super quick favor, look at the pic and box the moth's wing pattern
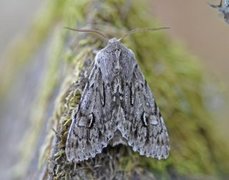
[120,64,169,160]
[65,64,115,162]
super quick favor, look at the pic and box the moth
[209,0,229,23]
[65,28,170,162]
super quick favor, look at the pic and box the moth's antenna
[119,27,170,41]
[65,27,108,41]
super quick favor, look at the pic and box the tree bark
[1,0,228,179]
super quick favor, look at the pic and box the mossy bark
[1,0,229,179]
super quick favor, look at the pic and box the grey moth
[65,34,170,163]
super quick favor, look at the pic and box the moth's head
[101,38,127,54]
[108,38,120,44]
[107,38,122,48]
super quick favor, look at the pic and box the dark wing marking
[65,65,115,162]
[120,64,169,160]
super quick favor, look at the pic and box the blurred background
[152,0,229,143]
[0,0,228,178]
[0,2,228,86]
[2,0,228,84]
[152,0,229,85]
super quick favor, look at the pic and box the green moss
[7,0,228,178]
[52,0,229,177]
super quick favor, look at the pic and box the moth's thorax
[106,38,123,51]
[108,38,120,44]
[95,38,136,83]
